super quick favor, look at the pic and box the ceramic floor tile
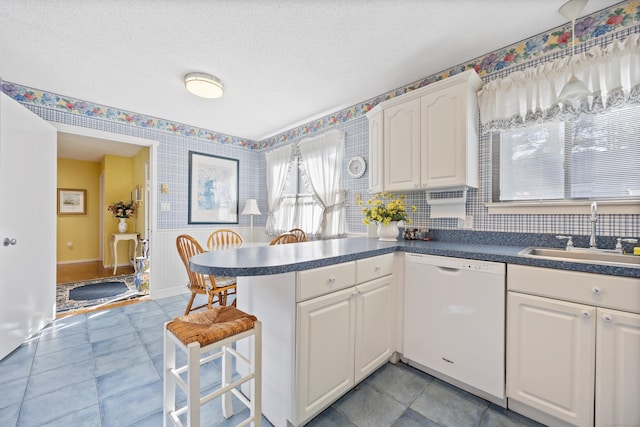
[365,362,433,406]
[392,408,441,427]
[334,382,406,426]
[306,406,355,427]
[35,328,89,356]
[88,321,136,343]
[93,345,151,377]
[96,358,160,399]
[0,402,20,427]
[30,341,93,375]
[479,404,546,427]
[410,378,489,427]
[17,377,98,426]
[99,379,163,426]
[24,359,95,400]
[38,316,87,341]
[40,404,101,427]
[0,374,28,410]
[86,310,131,331]
[0,343,36,383]
[91,330,141,356]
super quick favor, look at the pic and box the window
[271,157,323,234]
[493,104,640,202]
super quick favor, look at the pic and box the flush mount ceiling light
[184,72,224,99]
[557,0,591,102]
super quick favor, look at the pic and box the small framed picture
[188,151,239,224]
[57,188,87,215]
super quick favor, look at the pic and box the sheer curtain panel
[298,129,346,239]
[265,144,293,235]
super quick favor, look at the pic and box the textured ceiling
[1,0,622,145]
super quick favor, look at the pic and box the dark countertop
[190,237,640,279]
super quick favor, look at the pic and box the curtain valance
[477,33,640,134]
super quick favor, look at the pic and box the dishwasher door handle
[437,266,461,274]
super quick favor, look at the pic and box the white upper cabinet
[383,98,421,191]
[366,70,482,193]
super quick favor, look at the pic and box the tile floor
[0,295,544,427]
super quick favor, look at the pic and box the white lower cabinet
[595,308,640,427]
[507,265,640,427]
[507,292,596,426]
[296,271,393,425]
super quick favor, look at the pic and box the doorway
[53,123,158,292]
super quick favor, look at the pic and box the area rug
[57,274,139,313]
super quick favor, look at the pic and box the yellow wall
[57,158,101,263]
[103,155,134,267]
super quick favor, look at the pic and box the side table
[112,233,139,275]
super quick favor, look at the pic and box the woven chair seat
[186,275,236,291]
[167,305,257,347]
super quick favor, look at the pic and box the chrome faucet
[589,201,598,249]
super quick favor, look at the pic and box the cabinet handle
[581,310,591,318]
[328,276,336,285]
[374,265,381,271]
[592,287,602,295]
[602,314,613,322]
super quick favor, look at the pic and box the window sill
[485,200,640,215]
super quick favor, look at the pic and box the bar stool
[164,306,262,427]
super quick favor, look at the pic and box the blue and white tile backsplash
[2,1,639,238]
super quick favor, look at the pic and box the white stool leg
[253,321,262,427]
[222,344,233,418]
[186,342,201,427]
[163,328,176,427]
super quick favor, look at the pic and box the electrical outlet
[458,215,474,230]
[161,202,171,212]
[67,241,73,248]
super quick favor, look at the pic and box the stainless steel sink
[519,247,640,267]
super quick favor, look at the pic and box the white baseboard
[57,258,101,265]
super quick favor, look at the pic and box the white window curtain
[298,129,346,239]
[478,33,640,134]
[265,144,293,235]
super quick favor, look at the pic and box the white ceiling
[1,0,621,151]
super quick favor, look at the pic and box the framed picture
[57,188,87,215]
[188,151,239,224]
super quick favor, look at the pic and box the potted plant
[108,200,137,233]
[359,192,416,241]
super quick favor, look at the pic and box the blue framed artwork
[188,151,239,224]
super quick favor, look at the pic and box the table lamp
[241,199,261,243]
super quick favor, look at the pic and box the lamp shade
[558,74,591,102]
[241,199,261,216]
[184,73,224,99]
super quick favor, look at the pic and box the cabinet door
[367,110,383,193]
[383,98,421,191]
[507,292,595,427]
[354,276,393,383]
[596,308,640,427]
[420,82,476,189]
[296,287,355,424]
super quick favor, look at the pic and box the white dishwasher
[403,253,506,405]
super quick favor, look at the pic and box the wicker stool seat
[164,306,262,427]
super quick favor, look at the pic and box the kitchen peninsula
[189,236,639,427]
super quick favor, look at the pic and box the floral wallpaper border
[2,1,638,151]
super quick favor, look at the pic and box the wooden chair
[269,232,299,245]
[288,228,308,242]
[207,229,244,250]
[176,234,237,315]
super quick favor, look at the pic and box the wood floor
[57,261,135,285]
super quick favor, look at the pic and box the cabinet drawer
[297,261,356,302]
[356,254,394,284]
[508,265,640,314]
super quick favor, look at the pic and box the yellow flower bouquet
[359,192,416,225]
